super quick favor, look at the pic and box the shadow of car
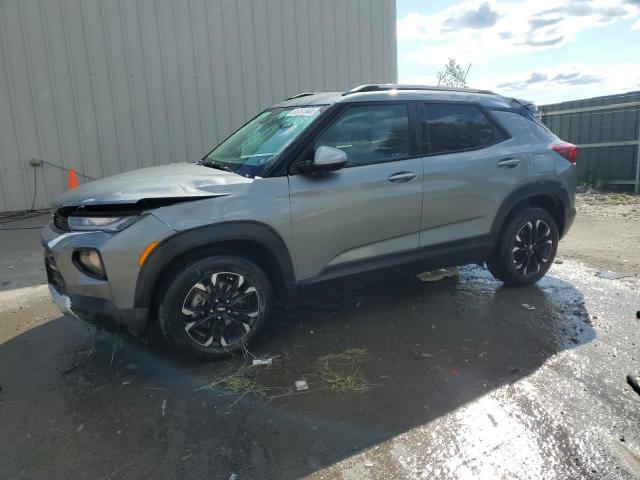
[0,265,594,479]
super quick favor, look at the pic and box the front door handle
[388,172,417,183]
[497,158,521,168]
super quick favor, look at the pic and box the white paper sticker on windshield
[288,107,320,117]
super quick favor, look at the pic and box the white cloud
[479,63,639,104]
[398,0,640,67]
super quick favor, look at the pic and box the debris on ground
[636,311,639,319]
[417,268,458,282]
[252,358,273,366]
[554,258,564,264]
[627,375,640,396]
[521,303,536,311]
[294,380,309,391]
[363,460,374,467]
[76,424,84,432]
[229,474,239,480]
[161,399,167,416]
[419,353,435,359]
[195,348,373,405]
[595,270,628,280]
[196,364,266,399]
[317,348,371,393]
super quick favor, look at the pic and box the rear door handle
[388,172,417,183]
[497,158,520,168]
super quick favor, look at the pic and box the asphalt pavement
[0,214,639,479]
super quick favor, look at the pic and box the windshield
[202,106,326,177]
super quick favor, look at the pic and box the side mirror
[299,146,347,173]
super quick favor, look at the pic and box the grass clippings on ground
[195,347,373,409]
[196,363,267,398]
[317,348,371,393]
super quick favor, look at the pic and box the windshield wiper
[201,159,236,173]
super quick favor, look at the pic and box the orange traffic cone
[67,168,79,189]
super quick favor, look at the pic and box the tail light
[551,142,578,164]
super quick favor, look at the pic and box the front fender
[134,221,298,309]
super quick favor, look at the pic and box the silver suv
[42,84,577,359]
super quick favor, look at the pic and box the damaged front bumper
[48,284,77,318]
[42,213,176,334]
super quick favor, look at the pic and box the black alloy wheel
[486,207,559,286]
[181,271,260,348]
[158,254,272,359]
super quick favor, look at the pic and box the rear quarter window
[421,103,506,155]
[491,110,558,144]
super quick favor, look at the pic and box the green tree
[436,58,470,88]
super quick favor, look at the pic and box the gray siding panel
[0,0,397,212]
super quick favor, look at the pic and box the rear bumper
[49,284,148,333]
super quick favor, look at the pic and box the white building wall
[0,0,397,212]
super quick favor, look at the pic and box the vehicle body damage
[54,162,252,207]
[42,84,577,359]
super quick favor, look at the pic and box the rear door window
[315,104,410,167]
[421,103,505,155]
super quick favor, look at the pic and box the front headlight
[67,215,139,232]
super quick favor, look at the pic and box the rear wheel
[158,254,272,360]
[486,207,558,286]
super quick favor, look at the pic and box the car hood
[54,163,253,207]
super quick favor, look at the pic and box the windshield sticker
[288,107,321,117]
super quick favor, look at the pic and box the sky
[396,0,640,105]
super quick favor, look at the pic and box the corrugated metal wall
[540,92,640,188]
[0,0,397,212]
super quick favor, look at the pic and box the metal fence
[539,91,640,193]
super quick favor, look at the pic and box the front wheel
[158,254,272,360]
[486,207,559,286]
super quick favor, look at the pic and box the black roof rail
[285,92,316,100]
[342,84,495,96]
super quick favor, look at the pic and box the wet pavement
[1,260,639,479]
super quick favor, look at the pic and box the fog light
[74,249,106,279]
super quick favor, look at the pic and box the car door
[418,102,526,249]
[288,102,423,282]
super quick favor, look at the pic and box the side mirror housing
[299,146,347,173]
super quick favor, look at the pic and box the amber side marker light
[138,242,159,267]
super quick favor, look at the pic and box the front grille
[44,249,66,294]
[53,210,69,231]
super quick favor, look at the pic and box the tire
[158,254,272,360]
[486,207,559,287]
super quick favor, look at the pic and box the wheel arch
[491,181,571,244]
[134,221,298,314]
